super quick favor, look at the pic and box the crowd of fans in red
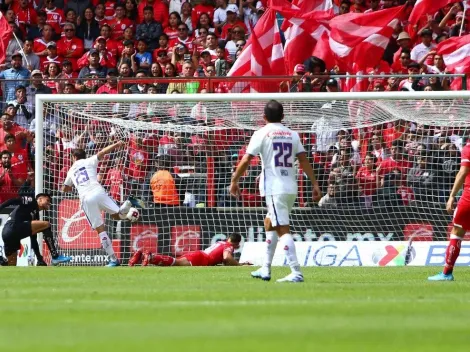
[0,0,467,208]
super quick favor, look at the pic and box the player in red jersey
[429,139,470,281]
[129,233,251,266]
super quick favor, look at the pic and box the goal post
[35,91,470,266]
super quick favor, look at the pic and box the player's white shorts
[81,192,119,229]
[265,194,296,227]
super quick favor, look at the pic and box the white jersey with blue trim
[246,123,305,196]
[64,155,106,199]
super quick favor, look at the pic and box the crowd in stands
[0,0,468,209]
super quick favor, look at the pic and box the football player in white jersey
[230,100,322,282]
[61,141,144,267]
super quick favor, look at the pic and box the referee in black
[0,194,71,266]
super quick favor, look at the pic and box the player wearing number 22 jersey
[429,141,470,281]
[230,100,322,283]
[128,233,251,267]
[62,142,145,267]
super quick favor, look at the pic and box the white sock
[99,231,117,262]
[263,231,278,270]
[280,234,301,275]
[118,200,132,219]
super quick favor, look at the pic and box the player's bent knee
[452,226,467,238]
[31,221,51,234]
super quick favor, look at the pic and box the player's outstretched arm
[0,198,22,211]
[230,154,254,197]
[446,165,470,214]
[297,152,322,203]
[97,140,126,161]
[222,250,251,266]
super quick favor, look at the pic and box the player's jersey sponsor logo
[61,209,87,243]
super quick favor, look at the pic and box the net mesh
[39,94,470,266]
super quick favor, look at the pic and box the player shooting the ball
[61,141,145,267]
[128,232,252,266]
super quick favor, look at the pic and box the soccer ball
[126,207,140,223]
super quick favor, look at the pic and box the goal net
[35,91,470,266]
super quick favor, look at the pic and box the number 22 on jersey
[273,142,293,168]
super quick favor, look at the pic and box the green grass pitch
[1,267,470,352]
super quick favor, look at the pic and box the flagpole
[12,31,30,67]
[460,6,468,37]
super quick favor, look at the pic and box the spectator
[8,86,34,129]
[280,64,309,93]
[410,29,436,63]
[392,48,412,74]
[214,0,229,33]
[129,69,148,94]
[224,25,245,57]
[407,153,436,202]
[76,48,107,92]
[27,10,48,40]
[165,12,183,41]
[20,39,40,72]
[136,6,163,51]
[33,23,55,66]
[126,134,151,198]
[65,8,78,26]
[138,0,169,28]
[215,47,229,76]
[435,142,460,202]
[164,62,178,77]
[76,7,100,50]
[96,68,119,94]
[63,0,90,22]
[195,13,215,38]
[44,0,65,35]
[106,3,134,41]
[98,24,120,57]
[0,53,31,103]
[318,183,337,208]
[355,153,378,208]
[364,0,380,13]
[338,1,351,15]
[43,62,64,93]
[393,32,412,65]
[0,114,30,152]
[4,133,29,181]
[399,62,424,91]
[167,61,199,94]
[57,22,84,72]
[170,23,194,52]
[94,3,106,26]
[180,2,193,33]
[124,0,138,22]
[0,150,26,202]
[29,104,59,146]
[16,0,38,38]
[169,0,187,15]
[119,39,136,67]
[221,5,246,42]
[133,39,152,71]
[42,41,61,69]
[26,69,53,103]
[150,155,180,206]
[5,27,25,68]
[192,0,214,30]
[377,141,410,187]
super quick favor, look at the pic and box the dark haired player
[429,138,470,281]
[129,233,251,266]
[230,100,322,282]
[61,141,145,267]
[0,194,72,266]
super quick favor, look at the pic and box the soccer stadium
[1,0,470,351]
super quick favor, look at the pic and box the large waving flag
[227,8,286,92]
[270,0,334,73]
[409,0,460,25]
[437,34,470,90]
[329,5,408,72]
[0,12,13,64]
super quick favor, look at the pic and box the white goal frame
[34,90,470,194]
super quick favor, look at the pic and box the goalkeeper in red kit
[128,233,251,266]
[428,138,470,281]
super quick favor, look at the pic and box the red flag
[409,0,460,26]
[227,8,286,92]
[311,30,335,70]
[329,5,408,72]
[0,12,13,64]
[437,34,470,90]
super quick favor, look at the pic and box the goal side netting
[35,91,470,266]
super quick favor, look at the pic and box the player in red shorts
[129,233,251,266]
[429,139,470,281]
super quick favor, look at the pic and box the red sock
[150,254,175,266]
[443,238,462,275]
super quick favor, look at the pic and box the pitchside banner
[240,241,470,267]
